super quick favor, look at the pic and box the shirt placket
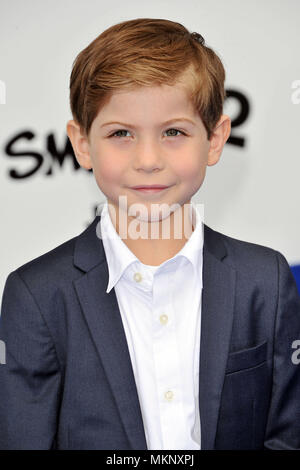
[152,267,188,450]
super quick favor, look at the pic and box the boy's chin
[131,203,179,222]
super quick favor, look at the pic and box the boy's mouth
[130,184,171,194]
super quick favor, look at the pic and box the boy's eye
[165,128,186,137]
[109,128,186,138]
[110,129,131,138]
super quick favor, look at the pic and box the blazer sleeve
[0,270,62,449]
[263,250,300,449]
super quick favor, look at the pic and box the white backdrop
[1,0,300,303]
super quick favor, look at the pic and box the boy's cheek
[177,160,206,180]
[92,166,122,194]
[94,165,122,184]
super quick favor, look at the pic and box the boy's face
[67,83,230,223]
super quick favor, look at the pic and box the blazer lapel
[73,216,148,450]
[200,225,236,449]
[72,215,236,451]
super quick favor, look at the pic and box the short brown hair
[69,18,226,140]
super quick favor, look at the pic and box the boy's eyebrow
[100,118,196,128]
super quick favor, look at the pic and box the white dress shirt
[98,199,203,450]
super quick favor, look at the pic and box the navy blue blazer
[0,214,300,450]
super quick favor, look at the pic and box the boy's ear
[66,120,93,170]
[207,114,231,166]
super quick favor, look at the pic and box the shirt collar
[98,199,204,293]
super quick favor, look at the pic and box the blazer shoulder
[8,217,99,288]
[204,224,284,278]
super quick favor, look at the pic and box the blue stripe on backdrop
[291,265,300,295]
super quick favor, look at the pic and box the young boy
[1,18,300,450]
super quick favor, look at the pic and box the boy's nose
[132,142,164,171]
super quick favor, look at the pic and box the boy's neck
[107,202,195,266]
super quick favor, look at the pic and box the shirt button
[159,314,168,325]
[133,272,142,282]
[164,390,174,401]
